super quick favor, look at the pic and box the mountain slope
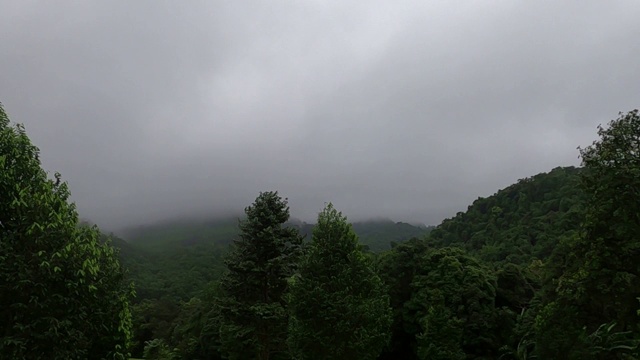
[427,166,585,264]
[121,217,239,252]
[121,217,431,253]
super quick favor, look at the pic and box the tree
[535,109,640,358]
[407,247,499,359]
[376,238,430,360]
[217,191,303,360]
[287,203,392,360]
[574,109,640,330]
[0,104,133,359]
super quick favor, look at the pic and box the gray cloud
[1,1,639,230]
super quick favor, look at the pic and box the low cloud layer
[1,1,638,230]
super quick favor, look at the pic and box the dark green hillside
[122,217,240,252]
[428,166,585,264]
[290,219,433,252]
[122,217,430,253]
[377,166,590,359]
[352,220,434,252]
[101,231,225,302]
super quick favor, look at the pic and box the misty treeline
[1,103,640,360]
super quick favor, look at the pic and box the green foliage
[143,338,177,360]
[415,301,465,360]
[535,110,640,358]
[217,191,303,360]
[180,283,225,360]
[573,109,640,329]
[125,216,429,255]
[0,104,133,359]
[287,203,392,360]
[125,241,226,302]
[376,238,430,359]
[350,220,432,253]
[127,282,225,360]
[493,262,538,358]
[586,321,640,359]
[124,217,240,253]
[409,247,499,359]
[130,298,181,357]
[428,166,585,264]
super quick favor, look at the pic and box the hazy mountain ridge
[109,165,601,358]
[109,166,583,303]
[115,167,581,257]
[120,216,433,254]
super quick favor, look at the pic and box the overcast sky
[1,1,639,230]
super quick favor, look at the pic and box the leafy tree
[573,109,640,330]
[217,191,303,360]
[416,301,465,360]
[376,238,430,360]
[493,262,538,357]
[143,338,177,360]
[0,104,133,359]
[536,110,640,358]
[169,283,226,360]
[188,282,225,360]
[130,298,181,358]
[408,247,499,359]
[287,203,392,360]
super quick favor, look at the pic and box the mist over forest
[2,2,639,230]
[1,2,640,360]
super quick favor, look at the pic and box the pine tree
[287,203,392,360]
[217,191,303,360]
[0,104,133,359]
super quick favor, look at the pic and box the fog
[1,1,638,230]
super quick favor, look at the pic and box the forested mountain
[121,217,432,254]
[122,217,241,252]
[5,99,638,359]
[112,139,640,359]
[113,165,608,359]
[289,219,433,253]
[112,217,431,304]
[376,111,640,360]
[376,166,587,359]
[428,166,585,264]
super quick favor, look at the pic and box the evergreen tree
[217,191,303,360]
[0,104,133,359]
[287,203,392,360]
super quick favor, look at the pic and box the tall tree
[287,203,392,360]
[0,104,133,359]
[536,109,640,359]
[217,191,302,360]
[407,247,499,359]
[376,238,430,360]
